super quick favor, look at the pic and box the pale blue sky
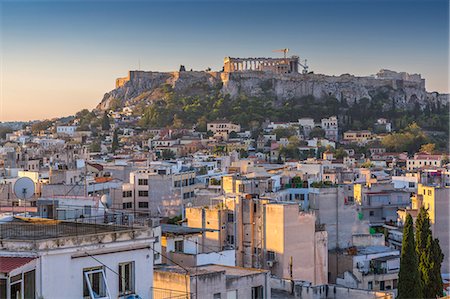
[1,0,448,121]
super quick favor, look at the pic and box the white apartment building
[0,215,157,299]
[56,125,78,137]
[120,167,197,217]
[321,116,339,141]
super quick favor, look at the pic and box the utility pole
[289,256,294,294]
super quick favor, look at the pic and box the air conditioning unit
[267,260,274,267]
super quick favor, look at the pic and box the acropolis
[223,56,300,74]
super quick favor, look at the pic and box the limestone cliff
[97,70,448,111]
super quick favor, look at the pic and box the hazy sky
[1,0,449,121]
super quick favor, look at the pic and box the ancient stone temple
[223,56,299,74]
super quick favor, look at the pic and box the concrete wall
[271,278,394,299]
[196,250,236,267]
[265,204,327,285]
[37,240,154,298]
[309,187,366,250]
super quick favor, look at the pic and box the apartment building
[335,246,400,293]
[321,116,339,141]
[406,153,443,171]
[0,215,157,299]
[154,264,270,299]
[343,130,372,145]
[186,196,328,285]
[353,182,411,226]
[120,167,197,217]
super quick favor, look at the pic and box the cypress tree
[416,207,444,298]
[101,112,111,131]
[112,129,119,153]
[398,214,422,299]
[431,238,444,298]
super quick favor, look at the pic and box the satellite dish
[100,194,112,209]
[13,177,35,200]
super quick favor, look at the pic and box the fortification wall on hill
[100,70,447,111]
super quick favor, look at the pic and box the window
[174,240,184,252]
[213,293,221,299]
[138,190,148,197]
[83,267,110,299]
[123,190,132,198]
[380,280,385,291]
[393,279,398,289]
[368,281,373,290]
[10,274,22,299]
[227,290,237,299]
[23,270,35,299]
[119,262,135,295]
[227,213,234,223]
[138,179,148,186]
[252,286,264,299]
[408,182,415,188]
[138,202,149,208]
[84,205,92,216]
[154,252,161,262]
[0,279,5,299]
[369,211,375,216]
[267,251,276,261]
[123,202,132,209]
[227,235,235,245]
[427,190,432,196]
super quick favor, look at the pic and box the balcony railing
[151,287,192,299]
[0,215,150,241]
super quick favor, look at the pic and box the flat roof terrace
[0,217,139,241]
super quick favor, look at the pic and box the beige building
[186,196,328,285]
[154,264,270,299]
[343,130,372,144]
[207,121,241,140]
[406,153,443,171]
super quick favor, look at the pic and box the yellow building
[400,184,450,273]
[343,130,372,144]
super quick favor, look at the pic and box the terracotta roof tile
[0,257,36,273]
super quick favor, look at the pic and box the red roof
[0,257,36,273]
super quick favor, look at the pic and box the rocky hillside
[97,70,448,112]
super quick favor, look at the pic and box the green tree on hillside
[382,122,428,153]
[398,214,422,299]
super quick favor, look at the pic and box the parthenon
[224,56,299,74]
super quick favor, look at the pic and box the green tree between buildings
[416,207,444,298]
[160,149,175,160]
[398,214,422,299]
[101,112,111,131]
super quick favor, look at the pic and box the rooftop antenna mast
[298,59,309,74]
